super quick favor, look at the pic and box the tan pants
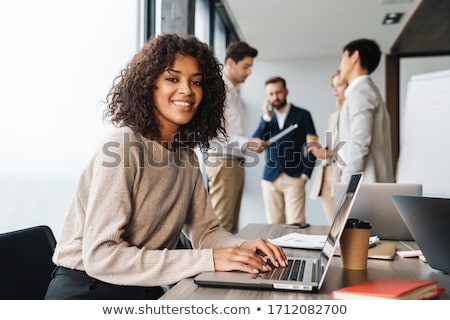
[261,173,307,224]
[205,159,244,233]
[320,165,335,223]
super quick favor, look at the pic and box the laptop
[392,195,450,274]
[194,172,364,292]
[333,183,422,240]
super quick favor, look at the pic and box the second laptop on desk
[194,172,364,292]
[392,195,450,274]
[333,183,422,240]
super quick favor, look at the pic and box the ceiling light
[382,12,404,24]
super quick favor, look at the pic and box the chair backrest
[0,225,57,299]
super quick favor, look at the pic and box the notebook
[333,183,422,240]
[391,195,450,274]
[331,278,441,300]
[335,242,397,260]
[194,172,364,292]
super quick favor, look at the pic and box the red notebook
[332,278,443,300]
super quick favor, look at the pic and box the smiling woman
[44,33,287,300]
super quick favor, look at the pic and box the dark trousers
[45,266,164,300]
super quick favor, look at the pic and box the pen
[284,223,310,229]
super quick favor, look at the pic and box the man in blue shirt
[253,76,317,225]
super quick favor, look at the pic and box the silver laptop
[194,172,364,292]
[392,195,450,274]
[333,183,422,240]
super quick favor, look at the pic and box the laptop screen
[318,172,363,287]
[332,183,422,240]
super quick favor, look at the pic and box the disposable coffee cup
[343,269,368,287]
[339,218,372,270]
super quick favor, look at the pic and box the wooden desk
[160,224,450,299]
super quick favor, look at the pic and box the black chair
[0,225,57,299]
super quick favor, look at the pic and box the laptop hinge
[312,259,322,282]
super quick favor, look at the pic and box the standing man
[205,41,267,233]
[338,38,394,183]
[252,76,317,225]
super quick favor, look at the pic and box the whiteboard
[396,69,450,197]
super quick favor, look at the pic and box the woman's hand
[308,145,329,160]
[213,238,288,274]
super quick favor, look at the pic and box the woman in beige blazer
[309,71,347,223]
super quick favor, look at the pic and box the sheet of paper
[267,123,298,144]
[269,232,326,249]
[269,232,380,250]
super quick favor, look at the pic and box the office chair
[0,225,57,299]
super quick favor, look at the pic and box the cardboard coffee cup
[339,219,372,270]
[343,269,368,287]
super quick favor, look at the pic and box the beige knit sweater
[53,127,245,286]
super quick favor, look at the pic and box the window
[148,0,239,62]
[0,0,142,237]
[157,0,195,34]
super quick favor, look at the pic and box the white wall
[236,55,385,230]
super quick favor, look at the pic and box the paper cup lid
[344,218,372,229]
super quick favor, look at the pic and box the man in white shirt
[205,41,267,233]
[338,38,394,183]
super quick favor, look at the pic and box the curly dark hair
[104,33,227,150]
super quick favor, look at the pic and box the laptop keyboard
[261,259,306,281]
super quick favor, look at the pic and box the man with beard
[252,76,317,226]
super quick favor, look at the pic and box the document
[267,123,298,144]
[269,233,325,249]
[269,232,379,250]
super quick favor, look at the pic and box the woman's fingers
[212,238,289,274]
[213,246,271,273]
[240,238,288,268]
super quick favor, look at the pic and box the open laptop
[333,183,422,240]
[194,172,364,292]
[392,195,450,274]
